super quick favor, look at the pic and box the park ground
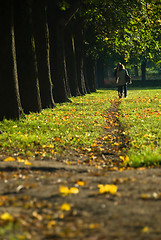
[0,91,161,240]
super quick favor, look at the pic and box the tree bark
[0,0,22,120]
[65,23,80,97]
[47,1,70,103]
[32,0,55,109]
[96,59,105,89]
[84,55,96,93]
[141,60,146,86]
[14,0,42,114]
[74,19,87,95]
[134,65,139,78]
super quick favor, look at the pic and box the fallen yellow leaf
[47,220,56,229]
[59,186,79,195]
[17,158,31,166]
[59,186,69,195]
[114,142,120,146]
[142,226,150,233]
[98,184,117,194]
[69,187,79,194]
[76,180,85,186]
[89,223,101,229]
[0,212,14,221]
[32,211,43,221]
[120,155,129,164]
[59,213,64,219]
[61,203,71,211]
[24,160,31,166]
[4,157,16,162]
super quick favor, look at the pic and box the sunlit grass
[119,88,161,167]
[0,90,116,157]
[1,88,161,167]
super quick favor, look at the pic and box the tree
[84,55,96,93]
[1,0,161,120]
[64,22,81,97]
[0,0,22,120]
[74,18,87,95]
[79,0,145,85]
[47,0,81,103]
[32,0,55,109]
[14,0,42,114]
[111,0,161,81]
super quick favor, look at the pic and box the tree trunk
[96,59,105,88]
[65,23,80,97]
[134,65,139,78]
[84,55,96,93]
[32,0,55,109]
[83,60,91,94]
[47,1,70,103]
[141,60,146,86]
[0,0,22,120]
[74,19,87,95]
[14,0,42,114]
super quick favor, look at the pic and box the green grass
[1,88,161,168]
[0,222,28,240]
[119,88,161,167]
[0,90,115,158]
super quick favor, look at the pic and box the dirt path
[0,100,161,240]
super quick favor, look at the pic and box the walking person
[114,63,130,98]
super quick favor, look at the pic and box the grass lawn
[0,88,161,168]
[119,88,161,167]
[0,90,115,158]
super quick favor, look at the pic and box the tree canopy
[77,0,161,65]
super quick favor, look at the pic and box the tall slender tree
[14,0,42,114]
[0,0,22,120]
[32,0,55,109]
[84,55,96,92]
[74,18,87,95]
[47,0,82,102]
[65,22,81,97]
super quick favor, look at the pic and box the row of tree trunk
[0,0,97,120]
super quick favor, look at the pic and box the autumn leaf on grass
[24,160,31,166]
[17,157,31,166]
[98,184,117,195]
[114,142,120,146]
[0,212,14,221]
[61,203,71,211]
[59,186,79,196]
[104,126,110,129]
[3,157,16,162]
[120,155,129,164]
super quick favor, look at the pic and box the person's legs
[124,84,127,98]
[118,86,123,98]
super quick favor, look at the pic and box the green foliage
[80,0,161,65]
[57,0,70,11]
